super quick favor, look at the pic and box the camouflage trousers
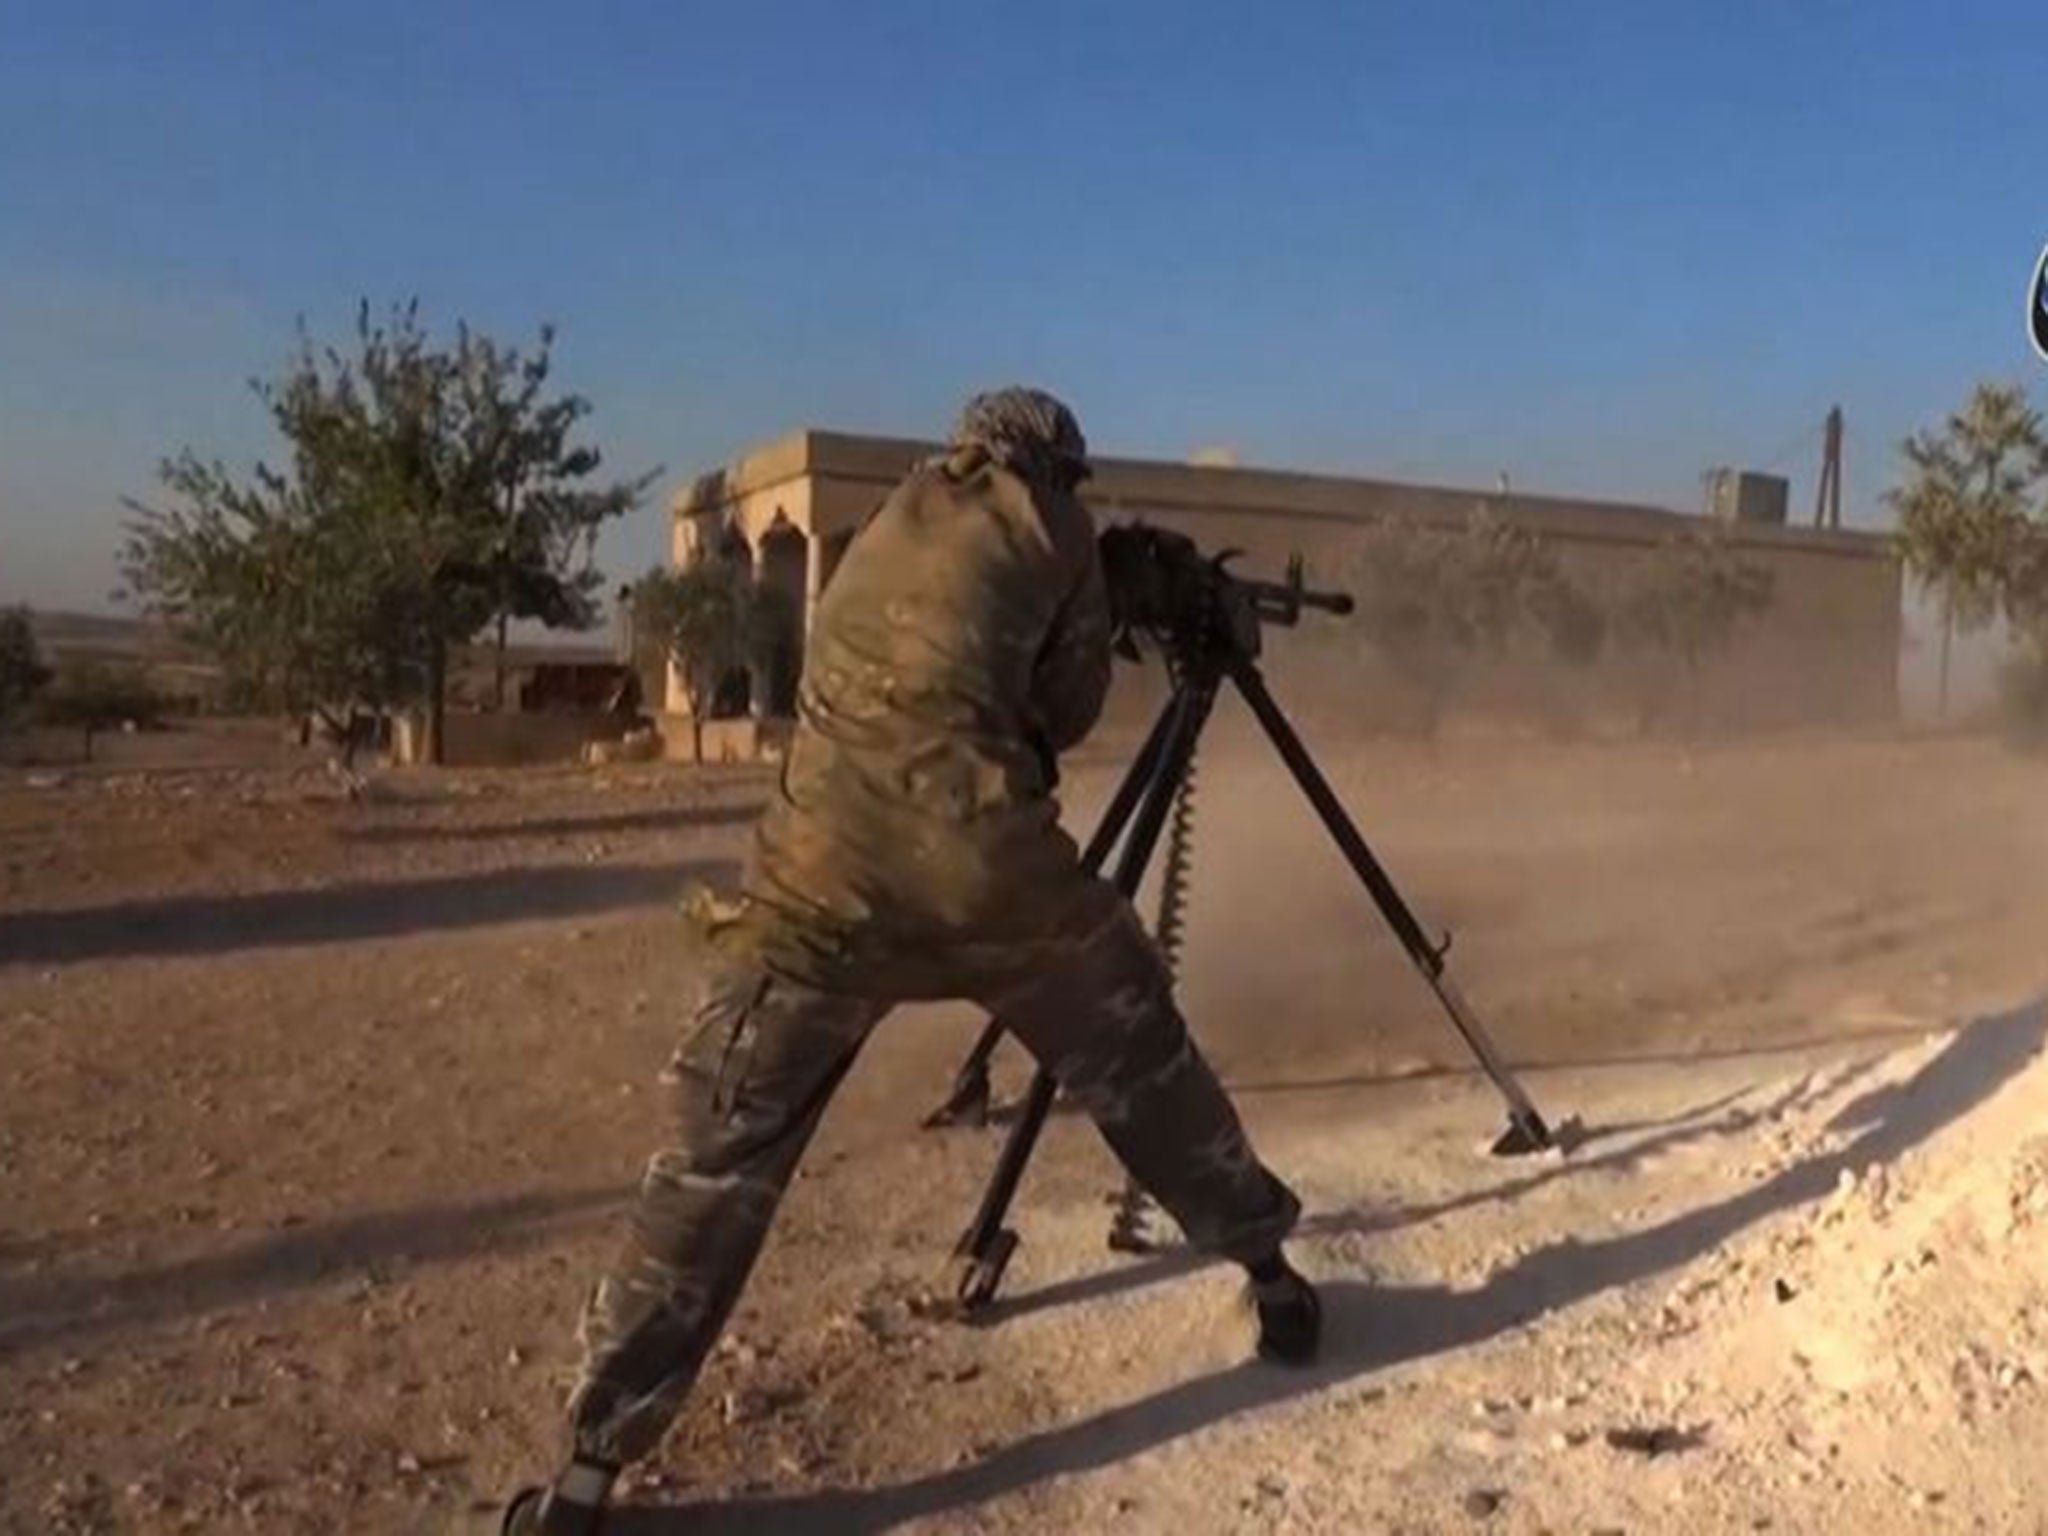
[564,902,1301,1467]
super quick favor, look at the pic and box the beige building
[668,429,1902,737]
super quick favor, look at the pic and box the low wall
[658,714,794,765]
[393,710,630,767]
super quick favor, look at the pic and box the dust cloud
[1063,698,2048,1089]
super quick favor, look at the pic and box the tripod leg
[945,1068,1056,1308]
[1076,688,1187,871]
[946,679,1221,1311]
[921,1018,1005,1129]
[924,691,1183,1130]
[1226,660,1556,1154]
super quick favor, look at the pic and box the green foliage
[0,607,52,728]
[1994,637,2048,750]
[1522,571,1606,667]
[1998,520,2048,639]
[1608,526,1774,734]
[632,548,802,719]
[1615,527,1776,673]
[120,301,657,758]
[1980,523,2048,747]
[124,456,391,717]
[634,558,746,718]
[37,659,166,760]
[1886,381,2044,632]
[1343,506,1603,733]
[1883,380,2048,724]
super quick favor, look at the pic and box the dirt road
[1,725,2042,1533]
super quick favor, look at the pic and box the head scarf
[947,386,1092,491]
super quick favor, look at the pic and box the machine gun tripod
[935,524,1565,1314]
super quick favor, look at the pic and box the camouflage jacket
[697,447,1117,998]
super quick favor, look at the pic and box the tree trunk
[82,724,96,763]
[1633,662,1660,738]
[1419,685,1443,745]
[684,678,706,764]
[493,610,509,711]
[426,636,447,767]
[1937,585,1955,720]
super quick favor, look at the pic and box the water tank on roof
[1703,468,1789,526]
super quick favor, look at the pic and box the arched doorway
[711,521,757,717]
[755,522,809,717]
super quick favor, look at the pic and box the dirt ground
[2,716,2044,1534]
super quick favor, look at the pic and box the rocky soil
[2,722,2043,1533]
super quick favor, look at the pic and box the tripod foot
[922,1067,993,1130]
[1489,1109,1556,1158]
[1495,1111,1586,1158]
[945,1228,1019,1315]
[1105,1183,1167,1254]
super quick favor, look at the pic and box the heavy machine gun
[930,521,1566,1313]
[1095,521,1357,662]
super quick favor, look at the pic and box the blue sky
[3,0,2044,611]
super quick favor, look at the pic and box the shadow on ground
[609,995,2045,1534]
[342,804,762,846]
[0,859,735,965]
[973,1068,1865,1327]
[1222,1022,1945,1095]
[924,1022,1938,1136]
[0,1185,626,1352]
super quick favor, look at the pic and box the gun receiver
[1097,521,1355,665]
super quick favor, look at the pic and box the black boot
[491,1459,617,1535]
[1245,1253,1322,1366]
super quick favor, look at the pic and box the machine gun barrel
[1098,522,1355,651]
[1238,560,1356,627]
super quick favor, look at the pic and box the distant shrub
[0,607,53,732]
[1342,506,1604,737]
[1610,527,1775,736]
[38,659,168,761]
[1995,639,2048,750]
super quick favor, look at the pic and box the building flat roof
[675,427,1894,560]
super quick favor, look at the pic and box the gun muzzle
[1241,556,1356,627]
[1299,588,1356,616]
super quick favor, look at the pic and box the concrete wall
[1141,519,1900,737]
[671,430,1906,739]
